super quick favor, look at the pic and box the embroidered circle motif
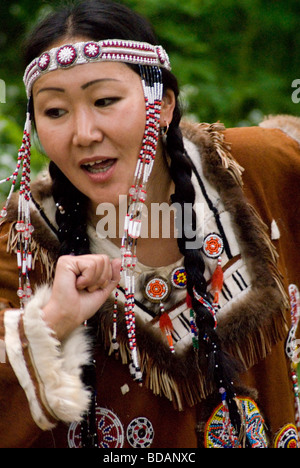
[204,398,267,448]
[203,233,224,259]
[274,424,298,448]
[67,407,124,448]
[144,277,170,303]
[126,417,154,448]
[56,45,77,67]
[37,53,50,72]
[84,42,101,59]
[171,267,187,289]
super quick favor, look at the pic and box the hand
[42,254,121,340]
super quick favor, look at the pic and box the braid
[166,108,244,437]
[49,161,90,257]
[49,161,99,446]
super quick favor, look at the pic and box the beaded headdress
[0,38,170,381]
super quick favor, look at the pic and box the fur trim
[181,120,245,186]
[22,284,92,424]
[5,284,91,428]
[259,114,300,145]
[181,120,289,367]
[4,309,55,430]
[86,120,290,410]
[93,296,215,411]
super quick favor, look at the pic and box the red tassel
[211,258,223,313]
[186,293,193,309]
[211,258,223,294]
[159,312,175,353]
[159,312,173,333]
[166,334,175,353]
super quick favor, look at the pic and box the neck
[89,148,183,267]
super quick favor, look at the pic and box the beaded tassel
[218,388,241,447]
[286,284,300,445]
[189,308,199,350]
[192,286,217,329]
[112,291,119,356]
[113,66,163,383]
[0,109,33,309]
[186,294,199,350]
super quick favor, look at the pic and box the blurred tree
[0,0,300,199]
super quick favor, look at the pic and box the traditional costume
[0,37,299,448]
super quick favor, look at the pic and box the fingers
[111,257,122,283]
[74,254,120,292]
[44,255,121,340]
[55,254,121,295]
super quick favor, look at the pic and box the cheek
[35,121,68,165]
[118,98,146,149]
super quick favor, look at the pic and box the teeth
[82,158,114,174]
[83,159,108,167]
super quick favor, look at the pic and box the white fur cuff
[4,284,92,430]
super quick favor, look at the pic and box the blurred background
[0,0,300,198]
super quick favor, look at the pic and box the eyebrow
[81,78,119,90]
[36,78,120,95]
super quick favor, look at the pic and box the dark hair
[25,0,242,443]
[25,0,181,254]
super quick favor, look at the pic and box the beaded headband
[23,39,171,98]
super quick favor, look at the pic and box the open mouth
[81,158,117,174]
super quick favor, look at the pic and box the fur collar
[181,121,289,358]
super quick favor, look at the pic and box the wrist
[42,300,76,342]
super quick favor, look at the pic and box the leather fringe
[181,120,245,187]
[182,120,290,365]
[6,222,56,283]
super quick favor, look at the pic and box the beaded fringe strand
[112,66,163,383]
[0,108,34,310]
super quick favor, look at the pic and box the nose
[72,108,104,147]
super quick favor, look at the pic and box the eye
[94,97,120,107]
[44,108,67,119]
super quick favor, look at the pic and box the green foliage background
[0,0,300,198]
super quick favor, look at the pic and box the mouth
[81,158,117,174]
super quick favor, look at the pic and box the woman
[0,0,299,448]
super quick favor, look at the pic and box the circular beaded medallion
[144,277,170,303]
[204,398,267,448]
[37,53,50,72]
[202,233,224,259]
[83,42,101,59]
[56,45,77,67]
[171,267,187,289]
[274,424,298,448]
[126,417,154,448]
[68,407,124,448]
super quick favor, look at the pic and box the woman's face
[33,59,155,210]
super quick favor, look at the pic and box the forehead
[32,61,140,96]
